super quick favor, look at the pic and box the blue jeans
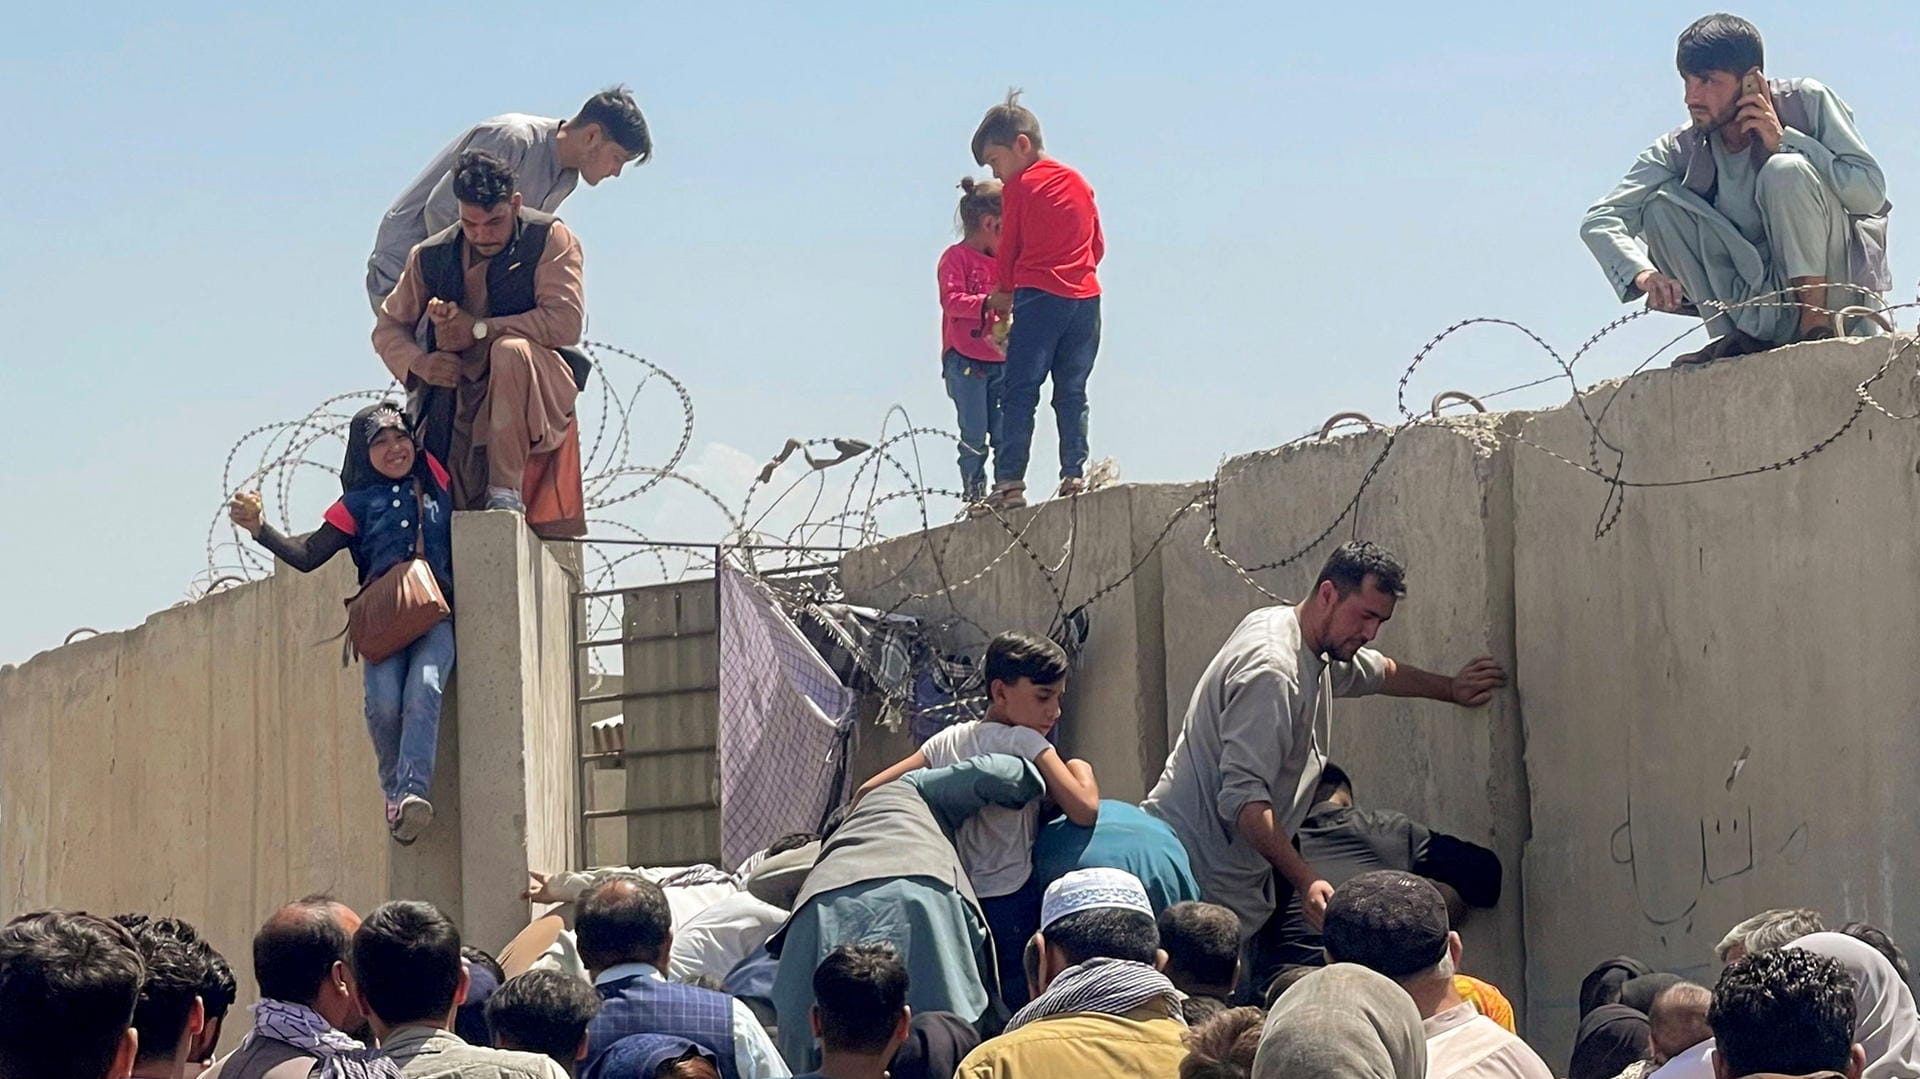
[943,349,1006,499]
[996,290,1101,485]
[362,619,455,801]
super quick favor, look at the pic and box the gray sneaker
[484,487,527,513]
[392,795,434,845]
[983,482,1028,512]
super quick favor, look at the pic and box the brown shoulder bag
[344,480,451,663]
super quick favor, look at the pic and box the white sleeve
[1008,726,1054,761]
[732,998,792,1077]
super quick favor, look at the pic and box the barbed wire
[189,294,1916,707]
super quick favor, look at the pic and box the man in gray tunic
[1141,541,1505,961]
[1581,14,1890,366]
[365,87,651,308]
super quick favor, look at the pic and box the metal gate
[573,576,723,869]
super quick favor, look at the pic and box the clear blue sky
[1,1,1913,664]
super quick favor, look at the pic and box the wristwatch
[472,319,489,340]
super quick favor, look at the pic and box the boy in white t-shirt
[854,630,1101,1009]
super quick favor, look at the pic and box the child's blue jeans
[362,618,455,802]
[995,289,1101,485]
[943,349,1006,500]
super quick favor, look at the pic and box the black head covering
[339,402,427,493]
[1579,955,1655,1017]
[1620,972,1685,1014]
[1570,1004,1651,1079]
[888,1011,983,1079]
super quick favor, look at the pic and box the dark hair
[0,911,145,1079]
[1843,922,1913,986]
[463,946,506,985]
[659,1052,721,1079]
[1315,540,1408,599]
[1263,964,1318,1008]
[1044,907,1159,968]
[254,897,352,1005]
[202,949,238,1022]
[766,832,820,857]
[1322,870,1451,978]
[576,874,673,972]
[812,943,908,1054]
[1676,13,1764,77]
[486,970,603,1066]
[574,86,652,162]
[983,630,1069,690]
[1314,762,1354,804]
[114,915,218,1063]
[351,901,463,1026]
[1711,949,1856,1077]
[1158,903,1240,992]
[1180,1005,1265,1079]
[1180,994,1230,1026]
[955,176,1004,235]
[452,149,517,209]
[971,89,1044,165]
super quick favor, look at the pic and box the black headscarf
[339,402,432,494]
[1620,972,1685,1015]
[1580,955,1654,1018]
[1570,1004,1652,1079]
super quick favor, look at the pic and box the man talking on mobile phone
[1580,14,1891,367]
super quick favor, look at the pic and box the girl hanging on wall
[229,401,455,845]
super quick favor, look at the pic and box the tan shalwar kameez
[373,219,584,508]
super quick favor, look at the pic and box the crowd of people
[7,881,1915,1079]
[27,8,1905,1079]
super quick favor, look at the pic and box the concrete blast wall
[0,558,397,1017]
[0,511,577,1017]
[837,336,1917,1058]
[1514,338,1920,1064]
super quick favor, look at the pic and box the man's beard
[1698,101,1742,134]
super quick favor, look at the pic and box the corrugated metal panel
[615,580,721,867]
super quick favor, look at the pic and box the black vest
[415,208,556,352]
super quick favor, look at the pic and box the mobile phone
[1742,70,1764,97]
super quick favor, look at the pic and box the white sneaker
[392,795,434,845]
[484,487,527,513]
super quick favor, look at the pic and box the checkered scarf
[247,1001,400,1079]
[1006,958,1185,1032]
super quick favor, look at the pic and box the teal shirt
[1034,800,1200,912]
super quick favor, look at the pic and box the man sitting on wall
[373,149,586,529]
[1580,13,1890,366]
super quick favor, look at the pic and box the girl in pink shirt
[937,177,1007,507]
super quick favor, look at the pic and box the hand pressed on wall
[1450,657,1507,708]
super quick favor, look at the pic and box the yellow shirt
[957,1009,1188,1079]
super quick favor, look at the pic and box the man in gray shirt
[366,87,651,308]
[1141,541,1505,958]
[1580,14,1889,366]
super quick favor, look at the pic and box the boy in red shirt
[972,91,1105,511]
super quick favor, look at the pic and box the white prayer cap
[1040,868,1154,931]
